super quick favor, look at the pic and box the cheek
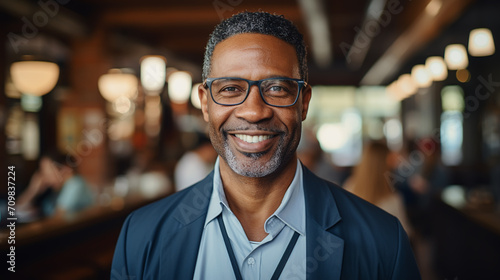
[206,103,232,131]
[284,109,303,145]
[283,107,303,129]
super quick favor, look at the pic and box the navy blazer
[112,166,421,279]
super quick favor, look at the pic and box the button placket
[241,252,260,280]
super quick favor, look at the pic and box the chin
[227,148,293,179]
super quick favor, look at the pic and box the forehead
[210,33,300,78]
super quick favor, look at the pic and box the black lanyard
[217,214,300,280]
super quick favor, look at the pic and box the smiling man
[112,12,421,280]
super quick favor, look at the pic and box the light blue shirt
[193,158,306,280]
[42,175,94,216]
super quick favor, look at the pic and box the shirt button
[247,257,255,266]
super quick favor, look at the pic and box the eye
[263,81,293,94]
[213,79,247,95]
[221,86,240,92]
[216,83,247,98]
[269,85,287,92]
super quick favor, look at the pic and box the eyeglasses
[203,77,307,107]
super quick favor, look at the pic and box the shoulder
[112,174,214,277]
[63,175,87,189]
[59,175,90,198]
[57,175,94,209]
[304,171,419,278]
[328,178,401,235]
[303,167,404,246]
[304,167,396,225]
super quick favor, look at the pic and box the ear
[199,84,210,122]
[301,84,312,121]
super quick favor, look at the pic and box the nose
[234,85,273,123]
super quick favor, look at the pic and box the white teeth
[235,134,271,143]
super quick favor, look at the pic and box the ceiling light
[444,44,468,70]
[425,56,448,81]
[98,69,138,102]
[140,55,167,95]
[113,96,133,114]
[468,28,495,57]
[398,74,417,97]
[411,64,432,88]
[168,71,192,103]
[386,81,399,99]
[10,61,59,96]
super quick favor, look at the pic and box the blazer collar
[302,165,345,280]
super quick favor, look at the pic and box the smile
[234,134,273,143]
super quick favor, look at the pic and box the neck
[219,156,298,241]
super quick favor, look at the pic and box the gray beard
[222,136,284,177]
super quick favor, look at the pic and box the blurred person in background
[344,141,413,237]
[392,139,449,237]
[174,132,217,191]
[17,150,94,220]
[409,139,450,204]
[125,148,173,198]
[387,139,447,280]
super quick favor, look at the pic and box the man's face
[199,33,311,178]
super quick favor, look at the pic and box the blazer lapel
[303,166,344,280]
[160,172,214,279]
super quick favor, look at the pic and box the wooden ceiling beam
[297,0,332,68]
[361,0,476,85]
[0,0,88,38]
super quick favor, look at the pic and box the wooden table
[0,192,169,280]
[432,194,500,280]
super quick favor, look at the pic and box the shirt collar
[204,157,306,236]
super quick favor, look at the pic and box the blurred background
[0,0,499,279]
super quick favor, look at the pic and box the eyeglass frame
[202,77,308,108]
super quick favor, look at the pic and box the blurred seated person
[174,133,217,191]
[18,151,94,220]
[125,148,173,198]
[344,141,413,237]
[399,138,449,240]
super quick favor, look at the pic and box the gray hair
[202,11,308,82]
